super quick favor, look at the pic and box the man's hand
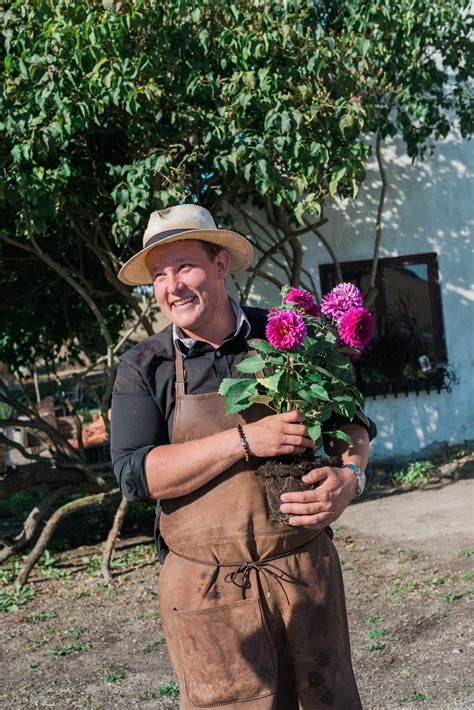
[279,465,357,529]
[244,410,315,458]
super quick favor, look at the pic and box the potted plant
[219,284,374,523]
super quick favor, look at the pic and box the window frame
[319,252,449,396]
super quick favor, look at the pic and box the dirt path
[0,482,472,709]
[340,479,474,557]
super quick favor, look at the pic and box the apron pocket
[175,597,276,707]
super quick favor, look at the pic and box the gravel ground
[1,481,472,709]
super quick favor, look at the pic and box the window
[319,253,452,397]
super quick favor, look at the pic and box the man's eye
[179,263,193,271]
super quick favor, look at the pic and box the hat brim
[118,229,254,286]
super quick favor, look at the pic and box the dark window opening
[319,253,453,398]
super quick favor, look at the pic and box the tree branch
[366,130,387,310]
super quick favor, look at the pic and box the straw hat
[118,204,253,285]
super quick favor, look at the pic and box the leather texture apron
[158,351,362,709]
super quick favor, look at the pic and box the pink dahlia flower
[305,303,322,318]
[283,288,315,310]
[338,307,374,349]
[321,283,364,321]
[266,310,307,351]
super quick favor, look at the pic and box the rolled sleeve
[111,360,168,502]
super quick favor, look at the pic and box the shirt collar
[173,297,251,355]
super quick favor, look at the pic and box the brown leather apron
[158,351,362,709]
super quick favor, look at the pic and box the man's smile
[171,296,198,308]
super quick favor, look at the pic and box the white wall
[239,130,474,462]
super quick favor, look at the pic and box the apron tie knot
[224,559,292,604]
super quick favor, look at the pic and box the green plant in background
[104,670,127,685]
[0,584,36,613]
[48,641,91,657]
[402,691,427,702]
[394,461,432,487]
[159,682,180,698]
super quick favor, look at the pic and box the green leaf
[258,370,283,392]
[236,355,266,373]
[218,378,259,415]
[323,430,353,445]
[247,339,278,354]
[250,394,274,409]
[307,422,321,441]
[310,384,331,401]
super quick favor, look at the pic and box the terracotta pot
[255,455,341,525]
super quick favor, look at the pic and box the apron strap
[174,345,264,397]
[175,350,186,397]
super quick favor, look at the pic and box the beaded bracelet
[236,423,250,462]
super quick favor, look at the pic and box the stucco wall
[239,130,473,462]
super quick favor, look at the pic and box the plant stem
[286,354,292,412]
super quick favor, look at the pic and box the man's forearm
[145,427,245,500]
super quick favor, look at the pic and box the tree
[1,0,471,584]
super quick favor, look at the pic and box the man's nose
[166,273,184,293]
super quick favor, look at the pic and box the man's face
[146,240,230,336]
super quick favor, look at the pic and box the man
[111,204,376,709]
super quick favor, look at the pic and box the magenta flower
[266,310,307,351]
[305,303,322,318]
[321,283,364,321]
[338,307,374,349]
[283,288,315,309]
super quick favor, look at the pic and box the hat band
[145,227,200,249]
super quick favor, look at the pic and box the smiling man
[111,204,376,709]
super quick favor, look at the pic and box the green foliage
[104,670,127,684]
[394,461,432,487]
[48,641,91,657]
[402,692,427,702]
[367,627,388,639]
[159,682,180,697]
[26,610,58,623]
[0,584,36,612]
[1,0,471,367]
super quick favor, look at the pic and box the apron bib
[158,351,362,709]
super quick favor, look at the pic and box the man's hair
[200,241,226,260]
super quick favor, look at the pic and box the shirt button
[215,350,221,358]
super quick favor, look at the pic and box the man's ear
[216,249,231,279]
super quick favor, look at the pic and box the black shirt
[111,304,377,503]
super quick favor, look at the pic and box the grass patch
[27,627,59,651]
[368,614,382,624]
[368,641,385,651]
[63,626,86,639]
[388,582,418,596]
[441,592,465,603]
[458,569,474,580]
[0,584,36,613]
[48,641,91,657]
[402,691,426,702]
[104,670,127,685]
[26,610,58,623]
[160,682,179,697]
[456,548,473,558]
[367,628,388,640]
[141,636,166,654]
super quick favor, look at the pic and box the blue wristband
[343,463,366,497]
